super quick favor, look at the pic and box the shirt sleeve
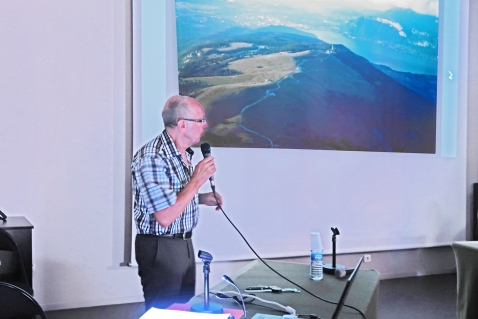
[133,155,177,214]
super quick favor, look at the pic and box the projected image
[176,0,438,153]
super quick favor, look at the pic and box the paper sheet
[139,308,233,319]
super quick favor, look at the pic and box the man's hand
[199,192,223,211]
[192,156,216,185]
[152,157,217,228]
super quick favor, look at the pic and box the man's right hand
[192,156,216,185]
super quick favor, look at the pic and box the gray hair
[162,95,192,128]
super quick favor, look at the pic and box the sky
[226,0,439,17]
[364,0,438,16]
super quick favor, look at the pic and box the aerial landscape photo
[175,0,439,153]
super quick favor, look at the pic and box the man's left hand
[199,192,223,211]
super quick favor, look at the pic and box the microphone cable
[211,190,366,319]
[211,290,296,316]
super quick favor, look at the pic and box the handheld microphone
[200,143,215,191]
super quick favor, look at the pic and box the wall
[0,0,141,310]
[466,0,478,238]
[0,0,476,311]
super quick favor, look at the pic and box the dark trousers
[135,234,196,311]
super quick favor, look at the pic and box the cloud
[362,0,438,16]
[238,0,439,17]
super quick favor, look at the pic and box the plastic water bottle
[310,231,324,281]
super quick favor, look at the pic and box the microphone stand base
[190,302,224,314]
[323,263,354,274]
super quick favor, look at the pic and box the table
[190,260,380,319]
[0,216,34,289]
[452,241,478,319]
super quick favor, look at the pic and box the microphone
[190,250,224,314]
[222,275,247,319]
[200,143,215,191]
[334,267,347,279]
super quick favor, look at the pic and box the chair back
[0,281,47,319]
[0,229,33,294]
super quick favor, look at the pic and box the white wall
[466,0,478,237]
[0,0,141,310]
[0,0,476,311]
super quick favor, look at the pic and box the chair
[452,241,478,319]
[0,229,33,295]
[0,281,47,319]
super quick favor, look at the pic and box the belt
[160,231,193,240]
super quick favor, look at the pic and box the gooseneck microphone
[222,275,247,319]
[200,143,215,191]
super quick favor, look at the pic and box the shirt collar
[160,130,194,159]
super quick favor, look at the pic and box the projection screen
[132,0,469,262]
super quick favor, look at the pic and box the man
[131,95,223,311]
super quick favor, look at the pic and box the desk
[190,260,380,319]
[452,241,478,319]
[0,217,34,288]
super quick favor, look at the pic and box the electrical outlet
[364,254,372,263]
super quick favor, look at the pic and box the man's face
[183,100,208,146]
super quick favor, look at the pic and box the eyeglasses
[180,118,207,123]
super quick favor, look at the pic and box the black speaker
[474,183,478,240]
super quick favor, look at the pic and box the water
[305,29,437,75]
[310,250,324,280]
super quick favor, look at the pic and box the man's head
[162,95,208,147]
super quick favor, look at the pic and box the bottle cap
[310,232,323,251]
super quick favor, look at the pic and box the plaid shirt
[131,130,199,235]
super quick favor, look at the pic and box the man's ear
[177,119,188,131]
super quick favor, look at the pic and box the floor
[44,273,457,319]
[377,273,456,319]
